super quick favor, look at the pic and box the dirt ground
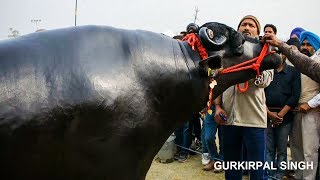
[146,154,250,180]
[146,154,225,180]
[146,148,292,180]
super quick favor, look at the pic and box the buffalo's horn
[199,27,227,46]
[186,23,199,33]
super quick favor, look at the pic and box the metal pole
[75,0,78,26]
[31,19,41,31]
[193,6,199,24]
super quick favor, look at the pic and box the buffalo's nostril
[199,55,222,69]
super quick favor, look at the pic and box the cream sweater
[222,70,274,128]
[299,55,320,104]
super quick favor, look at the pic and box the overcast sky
[1,0,319,40]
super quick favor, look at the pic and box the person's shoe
[282,176,298,180]
[275,174,284,180]
[173,152,180,160]
[189,140,197,155]
[195,139,202,151]
[177,153,189,163]
[203,160,215,171]
[243,170,249,175]
[287,169,295,177]
[213,165,224,173]
[201,153,210,165]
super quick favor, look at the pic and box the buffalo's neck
[131,40,208,154]
[135,60,208,133]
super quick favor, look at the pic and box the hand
[214,106,228,125]
[277,112,285,118]
[199,112,206,119]
[298,103,311,113]
[268,111,283,126]
[199,107,208,119]
[262,34,281,47]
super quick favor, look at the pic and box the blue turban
[290,27,305,39]
[300,31,320,50]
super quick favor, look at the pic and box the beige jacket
[222,70,274,128]
[298,53,320,104]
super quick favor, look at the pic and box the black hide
[0,23,281,180]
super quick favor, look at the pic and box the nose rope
[220,44,272,76]
[219,43,274,92]
[183,34,275,115]
[207,44,274,114]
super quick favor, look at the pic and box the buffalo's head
[199,22,281,72]
[196,22,282,98]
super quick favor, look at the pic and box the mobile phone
[219,113,227,121]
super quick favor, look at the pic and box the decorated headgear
[290,27,305,39]
[300,31,320,50]
[237,15,261,35]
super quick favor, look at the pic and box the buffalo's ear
[199,54,222,69]
[233,43,244,56]
[228,28,245,55]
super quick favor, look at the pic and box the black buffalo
[0,22,281,179]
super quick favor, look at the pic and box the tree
[8,28,20,38]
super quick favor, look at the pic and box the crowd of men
[171,15,320,180]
